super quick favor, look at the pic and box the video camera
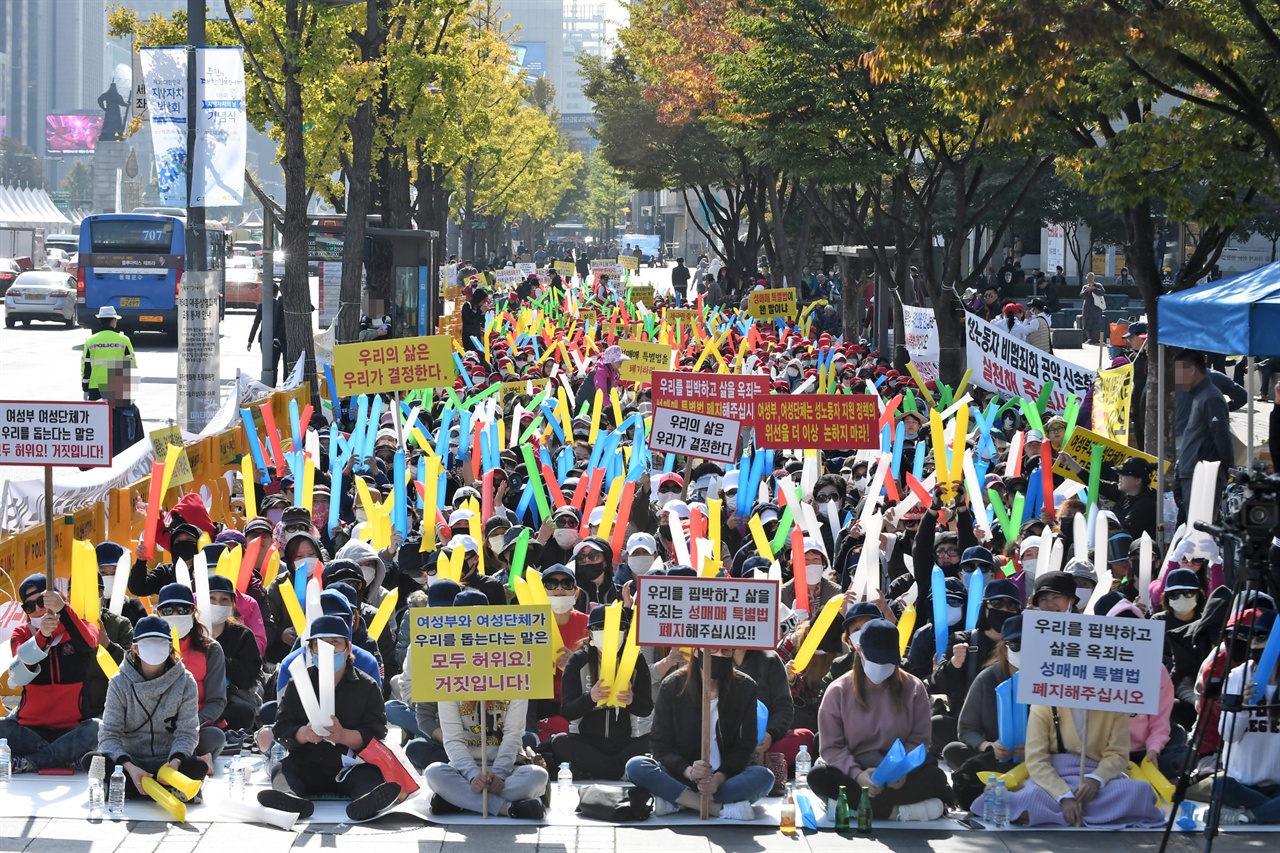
[1217,464,1280,581]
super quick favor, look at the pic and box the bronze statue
[98,82,127,142]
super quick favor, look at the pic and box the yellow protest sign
[1053,425,1164,488]
[1092,363,1133,446]
[747,287,798,321]
[408,605,555,702]
[578,307,599,324]
[149,425,193,488]
[618,254,640,271]
[500,379,551,403]
[332,335,456,396]
[618,339,676,386]
[555,261,576,276]
[665,308,701,327]
[627,285,655,306]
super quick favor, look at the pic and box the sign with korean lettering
[627,285,655,306]
[578,307,599,324]
[332,335,457,396]
[665,308,701,327]
[902,305,939,381]
[555,261,576,277]
[494,269,522,285]
[590,262,621,279]
[499,379,551,403]
[0,401,112,468]
[408,605,555,702]
[747,288,797,321]
[1017,612,1164,714]
[1092,363,1133,445]
[651,406,741,464]
[618,339,676,386]
[1052,425,1163,489]
[618,254,640,271]
[149,425,193,487]
[752,394,879,450]
[965,314,1093,413]
[635,576,779,650]
[651,372,770,425]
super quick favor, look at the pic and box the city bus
[76,213,225,340]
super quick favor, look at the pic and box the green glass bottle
[857,787,873,833]
[835,786,851,832]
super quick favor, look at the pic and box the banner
[747,288,797,322]
[1046,223,1066,272]
[902,305,939,381]
[0,401,112,468]
[149,425,192,487]
[664,308,701,326]
[626,285,655,306]
[1092,363,1133,445]
[554,261,575,276]
[139,47,188,206]
[635,576,779,649]
[1018,612,1164,714]
[965,314,1093,413]
[1052,425,1163,489]
[752,394,879,449]
[650,406,741,464]
[408,606,555,702]
[193,47,246,207]
[651,372,769,425]
[618,254,640,271]
[618,339,675,386]
[331,335,456,396]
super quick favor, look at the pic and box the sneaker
[891,798,945,822]
[718,801,756,821]
[257,789,315,819]
[430,794,465,816]
[1218,806,1252,826]
[508,798,546,820]
[346,782,403,822]
[651,796,678,817]
[10,756,33,775]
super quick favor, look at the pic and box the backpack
[575,784,654,822]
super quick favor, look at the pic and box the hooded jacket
[98,654,201,768]
[8,604,100,729]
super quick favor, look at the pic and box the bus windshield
[88,219,177,254]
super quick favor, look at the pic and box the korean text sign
[332,335,457,396]
[1092,363,1134,446]
[651,406,741,464]
[0,401,112,467]
[651,372,769,425]
[149,425,193,487]
[627,285,655,305]
[1017,612,1165,714]
[636,576,779,650]
[747,288,797,321]
[965,314,1093,412]
[752,394,878,449]
[408,605,555,702]
[618,339,676,386]
[1052,425,1163,489]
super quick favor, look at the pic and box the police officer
[81,306,137,401]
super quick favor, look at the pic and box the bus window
[89,219,176,254]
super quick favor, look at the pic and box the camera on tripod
[1219,464,1280,569]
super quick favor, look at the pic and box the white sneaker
[1218,806,1251,826]
[718,801,756,821]
[890,798,945,822]
[651,797,678,817]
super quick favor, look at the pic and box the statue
[98,82,127,142]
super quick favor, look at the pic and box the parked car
[0,258,21,295]
[225,256,263,308]
[4,270,78,327]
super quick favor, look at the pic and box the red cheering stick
[1040,440,1055,517]
[905,472,932,508]
[609,480,637,562]
[579,467,606,537]
[258,402,288,476]
[540,463,568,509]
[791,525,809,615]
[139,460,166,560]
[481,470,495,524]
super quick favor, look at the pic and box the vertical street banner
[139,47,188,206]
[193,47,246,207]
[901,305,939,381]
[1092,363,1134,446]
[965,314,1094,413]
[1046,224,1066,272]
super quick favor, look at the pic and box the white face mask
[488,535,507,554]
[629,555,656,576]
[210,604,234,625]
[553,529,580,549]
[946,605,963,627]
[805,562,825,585]
[591,630,626,650]
[548,595,576,614]
[1022,557,1037,577]
[101,575,115,599]
[724,495,737,515]
[1168,596,1197,615]
[361,564,378,586]
[164,614,193,638]
[862,659,897,685]
[847,628,864,649]
[136,638,171,666]
[1006,649,1022,670]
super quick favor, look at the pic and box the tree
[1238,201,1280,263]
[581,150,630,242]
[0,137,46,189]
[62,162,94,203]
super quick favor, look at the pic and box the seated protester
[823,602,891,686]
[781,538,841,615]
[127,521,203,597]
[157,584,228,764]
[321,563,392,681]
[1154,568,1205,729]
[904,576,968,680]
[777,610,846,734]
[401,582,463,772]
[1032,570,1078,614]
[257,615,403,822]
[1066,558,1098,612]
[613,533,661,587]
[810,619,953,821]
[238,517,280,625]
[384,590,429,742]
[1194,607,1272,777]
[1215,610,1279,824]
[275,588,384,698]
[625,649,774,820]
[947,614,1023,807]
[481,516,514,585]
[0,575,100,772]
[550,606,654,780]
[96,541,147,625]
[1150,533,1225,605]
[333,538,391,610]
[733,642,807,769]
[83,547,136,718]
[528,565,589,741]
[452,535,508,607]
[571,537,622,610]
[538,506,584,569]
[263,530,327,663]
[91,616,207,794]
[208,575,263,731]
[200,543,268,655]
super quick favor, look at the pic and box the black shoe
[257,788,315,819]
[430,794,465,816]
[346,782,402,822]
[508,798,546,820]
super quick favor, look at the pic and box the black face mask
[709,656,735,680]
[577,561,605,582]
[1230,639,1252,662]
[986,608,1015,632]
[171,541,199,563]
[1248,646,1266,664]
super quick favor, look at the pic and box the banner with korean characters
[902,304,940,381]
[965,314,1094,413]
[0,401,112,468]
[332,335,457,396]
[747,287,797,322]
[752,394,878,450]
[1092,363,1134,445]
[1052,425,1164,489]
[635,576,779,650]
[650,406,741,464]
[618,339,676,386]
[409,605,555,702]
[651,372,770,425]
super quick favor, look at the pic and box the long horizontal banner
[752,394,878,449]
[965,314,1093,413]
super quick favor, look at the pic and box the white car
[4,270,78,327]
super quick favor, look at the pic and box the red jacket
[10,606,99,730]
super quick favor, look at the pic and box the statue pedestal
[92,141,129,214]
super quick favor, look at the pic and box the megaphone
[140,777,187,823]
[156,764,203,801]
[220,798,299,831]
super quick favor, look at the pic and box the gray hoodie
[98,655,201,768]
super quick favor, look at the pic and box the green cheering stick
[521,444,552,526]
[988,488,1018,544]
[1063,392,1081,444]
[769,504,796,555]
[507,528,531,593]
[1086,443,1104,509]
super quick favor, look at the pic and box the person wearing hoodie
[263,530,326,663]
[947,614,1025,806]
[334,539,391,610]
[90,615,206,796]
[199,542,268,655]
[208,575,263,731]
[571,537,622,610]
[157,583,228,765]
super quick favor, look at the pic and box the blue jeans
[0,718,99,771]
[1214,776,1280,824]
[385,700,424,739]
[624,756,774,805]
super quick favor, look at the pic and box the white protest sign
[902,305,939,381]
[0,401,112,468]
[965,313,1094,413]
[1017,611,1165,714]
[636,576,779,650]
[650,406,741,464]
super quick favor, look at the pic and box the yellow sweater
[1025,705,1131,800]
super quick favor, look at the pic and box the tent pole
[1156,343,1165,553]
[1248,357,1255,466]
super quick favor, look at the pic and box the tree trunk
[281,72,318,408]
[1125,201,1166,458]
[338,96,373,345]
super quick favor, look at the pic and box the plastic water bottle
[87,778,104,817]
[558,762,575,812]
[108,766,126,819]
[227,755,245,800]
[266,741,287,775]
[0,739,10,786]
[983,776,998,823]
[991,779,1009,828]
[794,744,811,789]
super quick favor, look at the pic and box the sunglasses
[545,578,577,591]
[815,493,841,503]
[988,599,1021,613]
[1167,591,1198,601]
[158,605,194,617]
[1006,640,1022,653]
[658,485,682,494]
[936,548,960,558]
[21,597,45,614]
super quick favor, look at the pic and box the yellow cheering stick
[948,401,969,497]
[596,476,625,542]
[262,546,281,587]
[792,596,845,672]
[608,618,642,708]
[141,776,188,822]
[241,455,256,519]
[931,408,955,502]
[596,602,623,705]
[708,497,723,562]
[588,389,604,445]
[748,515,774,560]
[96,646,120,680]
[955,367,973,398]
[420,456,442,552]
[277,578,307,636]
[610,387,624,428]
[525,569,567,663]
[367,588,400,640]
[156,765,203,802]
[905,361,935,407]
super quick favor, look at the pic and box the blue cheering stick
[321,361,343,421]
[434,408,455,467]
[470,335,486,354]
[965,569,986,632]
[995,676,1016,752]
[875,375,888,389]
[539,444,553,470]
[289,451,306,507]
[539,402,565,442]
[558,446,573,482]
[931,566,948,664]
[880,424,891,455]
[1250,628,1280,705]
[892,424,906,480]
[393,449,408,536]
[289,398,302,455]
[913,441,927,480]
[239,408,272,485]
[531,338,540,360]
[457,411,473,461]
[453,353,474,387]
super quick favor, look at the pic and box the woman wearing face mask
[810,619,952,820]
[946,615,1024,807]
[335,539,389,608]
[904,576,968,680]
[482,516,514,579]
[1215,610,1280,825]
[127,522,204,598]
[625,649,774,819]
[1154,569,1205,730]
[810,475,847,556]
[613,533,660,587]
[89,616,207,798]
[208,575,263,732]
[781,539,841,616]
[529,564,591,742]
[571,538,622,611]
[263,530,326,663]
[157,583,228,766]
[550,607,654,780]
[538,506,583,570]
[451,535,508,606]
[1150,533,1225,606]
[200,543,269,656]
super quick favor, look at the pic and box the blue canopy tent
[1159,261,1280,356]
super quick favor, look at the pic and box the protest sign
[494,269,522,285]
[965,314,1093,413]
[635,576,779,649]
[902,305,939,381]
[332,335,456,396]
[516,262,536,277]
[618,339,676,385]
[149,425,193,488]
[651,372,769,425]
[555,261,576,276]
[408,605,555,702]
[578,307,599,324]
[665,308,701,326]
[1052,425,1162,488]
[0,401,112,468]
[499,379,551,403]
[627,285,655,306]
[590,262,621,279]
[618,254,640,271]
[752,394,878,449]
[1092,363,1134,445]
[747,287,797,321]
[1017,611,1165,714]
[650,406,741,464]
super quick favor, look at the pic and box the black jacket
[216,621,263,691]
[560,645,654,746]
[1175,376,1234,480]
[274,661,386,777]
[910,506,977,625]
[735,650,794,745]
[1097,480,1158,541]
[650,668,759,782]
[926,626,1000,712]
